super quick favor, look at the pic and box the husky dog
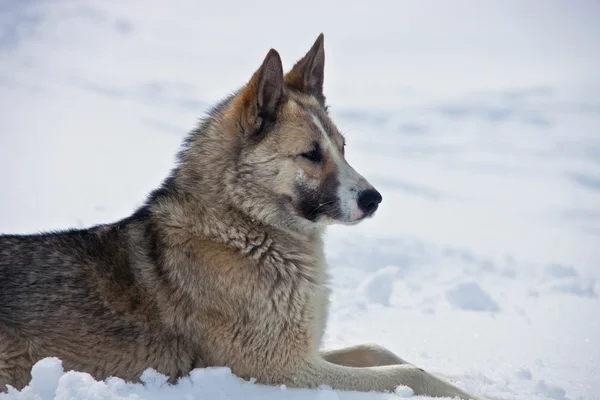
[0,34,482,399]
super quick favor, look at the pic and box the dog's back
[1,225,136,334]
[0,221,195,390]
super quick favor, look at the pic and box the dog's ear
[238,49,284,138]
[285,33,325,105]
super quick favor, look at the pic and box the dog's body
[0,35,482,399]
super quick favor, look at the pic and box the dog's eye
[300,146,322,163]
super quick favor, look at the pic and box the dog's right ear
[237,49,284,138]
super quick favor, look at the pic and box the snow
[394,386,415,398]
[356,266,401,307]
[1,1,599,400]
[3,358,406,400]
[445,283,499,313]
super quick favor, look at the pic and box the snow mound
[445,282,499,312]
[535,380,567,400]
[540,264,598,297]
[356,266,401,306]
[543,264,578,279]
[393,385,415,397]
[514,368,532,380]
[3,357,480,400]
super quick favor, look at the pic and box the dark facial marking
[295,173,341,221]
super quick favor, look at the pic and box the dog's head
[194,34,381,232]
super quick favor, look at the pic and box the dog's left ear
[285,33,325,105]
[238,48,284,137]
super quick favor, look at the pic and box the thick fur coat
[0,34,483,400]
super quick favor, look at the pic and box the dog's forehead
[282,97,344,147]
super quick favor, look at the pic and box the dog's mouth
[287,186,382,226]
[363,204,380,218]
[322,201,381,226]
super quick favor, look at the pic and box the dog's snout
[357,189,382,215]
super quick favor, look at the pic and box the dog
[0,34,483,399]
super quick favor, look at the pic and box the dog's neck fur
[140,136,330,341]
[150,188,322,256]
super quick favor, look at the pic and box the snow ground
[1,1,599,399]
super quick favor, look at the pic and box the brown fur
[0,34,484,399]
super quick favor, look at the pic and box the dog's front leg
[285,357,482,400]
[320,343,410,367]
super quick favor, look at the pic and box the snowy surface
[1,1,599,399]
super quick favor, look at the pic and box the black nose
[357,189,383,215]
